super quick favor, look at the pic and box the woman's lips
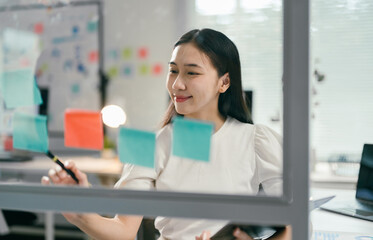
[174,96,192,103]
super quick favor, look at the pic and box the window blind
[192,0,373,162]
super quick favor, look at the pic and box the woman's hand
[195,228,254,240]
[41,160,89,187]
[232,228,254,240]
[41,160,90,224]
[196,226,292,240]
[195,231,210,240]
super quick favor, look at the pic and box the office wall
[103,0,179,134]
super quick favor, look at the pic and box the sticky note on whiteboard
[0,70,42,108]
[64,109,103,150]
[118,127,156,168]
[172,117,214,162]
[12,112,48,153]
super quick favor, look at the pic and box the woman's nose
[172,75,186,90]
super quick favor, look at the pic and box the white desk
[311,188,373,239]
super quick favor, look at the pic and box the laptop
[321,144,373,222]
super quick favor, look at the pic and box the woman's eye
[188,72,199,75]
[169,70,178,74]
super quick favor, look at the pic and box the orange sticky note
[64,109,103,150]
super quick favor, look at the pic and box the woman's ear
[219,73,230,93]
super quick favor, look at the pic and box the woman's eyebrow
[168,62,203,69]
[184,63,202,68]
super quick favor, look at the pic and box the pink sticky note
[138,47,148,59]
[64,109,103,150]
[152,63,163,75]
[89,50,99,63]
[34,23,44,34]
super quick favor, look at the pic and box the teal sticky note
[0,70,42,108]
[12,112,49,153]
[118,127,156,168]
[172,117,214,162]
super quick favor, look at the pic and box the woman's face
[167,43,228,120]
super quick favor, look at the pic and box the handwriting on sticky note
[64,109,103,150]
[172,117,214,162]
[12,112,48,153]
[118,127,156,168]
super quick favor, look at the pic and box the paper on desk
[118,127,156,168]
[309,195,335,211]
[313,230,373,240]
[172,116,214,162]
[12,112,48,153]
[64,109,103,150]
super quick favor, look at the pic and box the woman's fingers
[43,160,89,186]
[233,228,254,240]
[64,160,89,186]
[41,176,50,185]
[195,231,211,240]
[47,163,76,185]
[48,167,61,183]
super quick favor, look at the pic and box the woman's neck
[184,113,226,133]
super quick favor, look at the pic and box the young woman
[42,28,290,240]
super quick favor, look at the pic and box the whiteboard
[0,1,102,133]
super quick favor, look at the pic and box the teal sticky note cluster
[172,117,214,162]
[118,127,156,168]
[0,70,42,108]
[12,112,49,153]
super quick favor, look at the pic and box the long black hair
[162,28,252,127]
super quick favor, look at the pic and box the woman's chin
[174,108,189,116]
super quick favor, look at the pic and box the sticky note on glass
[64,109,103,150]
[172,117,214,162]
[12,112,48,153]
[118,127,156,168]
[0,70,42,108]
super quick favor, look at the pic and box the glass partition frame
[0,0,310,238]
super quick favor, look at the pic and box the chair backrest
[0,210,9,235]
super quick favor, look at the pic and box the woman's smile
[174,95,192,103]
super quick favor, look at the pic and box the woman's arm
[42,160,143,240]
[68,213,142,240]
